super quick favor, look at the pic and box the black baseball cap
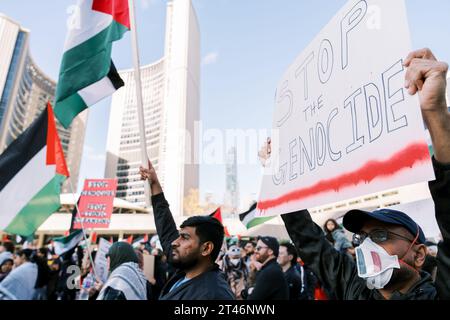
[343,208,426,244]
[258,236,279,257]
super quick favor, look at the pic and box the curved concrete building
[0,13,86,192]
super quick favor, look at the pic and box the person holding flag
[140,160,234,300]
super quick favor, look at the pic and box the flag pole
[128,0,151,207]
[67,179,99,281]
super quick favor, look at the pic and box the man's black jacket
[151,193,234,300]
[247,258,289,300]
[284,265,303,300]
[281,157,450,300]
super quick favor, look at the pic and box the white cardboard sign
[94,238,112,283]
[258,0,434,216]
[143,254,155,283]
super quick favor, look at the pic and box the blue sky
[1,0,450,209]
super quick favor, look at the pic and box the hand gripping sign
[257,0,434,217]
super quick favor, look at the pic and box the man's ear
[414,244,427,268]
[201,241,214,257]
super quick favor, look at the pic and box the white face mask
[355,238,400,289]
[230,258,241,266]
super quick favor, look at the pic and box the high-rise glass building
[224,147,240,216]
[105,0,200,215]
[0,14,86,192]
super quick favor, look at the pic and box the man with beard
[242,236,289,300]
[242,241,256,269]
[140,161,234,300]
[262,48,450,300]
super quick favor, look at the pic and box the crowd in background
[0,224,441,300]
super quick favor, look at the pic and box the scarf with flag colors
[54,0,130,128]
[0,103,69,236]
[239,202,276,229]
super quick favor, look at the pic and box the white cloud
[202,52,219,66]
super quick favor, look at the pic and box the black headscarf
[106,242,139,273]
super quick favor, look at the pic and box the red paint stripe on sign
[257,142,430,211]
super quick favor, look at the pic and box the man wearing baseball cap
[242,236,289,300]
[279,48,450,300]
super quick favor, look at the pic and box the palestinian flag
[53,230,84,255]
[126,235,133,244]
[239,202,275,229]
[0,103,69,236]
[68,195,80,233]
[54,0,130,128]
[209,207,230,237]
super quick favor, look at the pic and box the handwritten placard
[258,0,434,216]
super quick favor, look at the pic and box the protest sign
[258,0,435,216]
[94,237,112,283]
[143,254,155,282]
[73,179,117,229]
[391,199,440,241]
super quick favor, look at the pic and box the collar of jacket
[372,271,436,300]
[160,263,221,297]
[260,257,278,271]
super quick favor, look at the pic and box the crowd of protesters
[0,48,449,301]
[0,232,325,300]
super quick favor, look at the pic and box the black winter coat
[246,259,289,300]
[281,157,450,300]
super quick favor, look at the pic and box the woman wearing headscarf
[97,242,151,300]
[0,249,37,300]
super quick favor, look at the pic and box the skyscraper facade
[223,147,240,216]
[105,0,200,215]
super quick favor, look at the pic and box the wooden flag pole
[128,0,151,207]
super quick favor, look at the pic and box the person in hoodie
[139,160,234,300]
[221,245,249,299]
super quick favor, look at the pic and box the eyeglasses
[353,229,415,246]
[255,246,268,251]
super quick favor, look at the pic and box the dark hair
[1,241,15,253]
[38,247,48,256]
[180,216,224,262]
[280,241,298,266]
[323,219,340,232]
[17,249,34,261]
[244,241,256,248]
